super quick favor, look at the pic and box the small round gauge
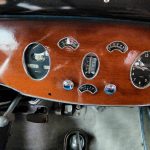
[130,51,150,89]
[23,42,50,80]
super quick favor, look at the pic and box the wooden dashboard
[0,20,150,106]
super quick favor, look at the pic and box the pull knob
[63,80,74,91]
[104,84,116,95]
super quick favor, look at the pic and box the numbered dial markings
[107,41,128,53]
[23,42,50,80]
[57,37,79,50]
[130,51,150,89]
[82,53,100,80]
[78,84,98,94]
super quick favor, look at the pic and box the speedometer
[23,42,50,80]
[130,51,150,89]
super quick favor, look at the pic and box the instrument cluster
[23,38,134,96]
[22,36,150,100]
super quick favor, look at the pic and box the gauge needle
[134,65,150,71]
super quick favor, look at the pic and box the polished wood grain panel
[0,20,150,105]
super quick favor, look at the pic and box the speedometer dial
[130,51,150,89]
[23,42,50,80]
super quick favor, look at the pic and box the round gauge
[130,51,150,89]
[23,42,50,80]
[82,52,100,80]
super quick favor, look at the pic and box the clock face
[130,51,150,89]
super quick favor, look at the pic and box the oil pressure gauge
[81,52,100,80]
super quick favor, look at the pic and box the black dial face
[131,51,150,89]
[58,37,79,50]
[107,41,128,53]
[23,42,50,80]
[82,53,100,80]
[78,84,98,94]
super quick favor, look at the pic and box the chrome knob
[104,84,116,95]
[69,133,84,150]
[63,80,74,91]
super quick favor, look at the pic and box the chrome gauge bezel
[22,42,51,81]
[57,36,80,50]
[81,52,100,80]
[106,41,128,53]
[78,84,98,94]
[130,50,150,89]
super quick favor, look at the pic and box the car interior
[0,0,150,150]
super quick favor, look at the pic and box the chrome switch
[63,80,74,91]
[104,84,116,95]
